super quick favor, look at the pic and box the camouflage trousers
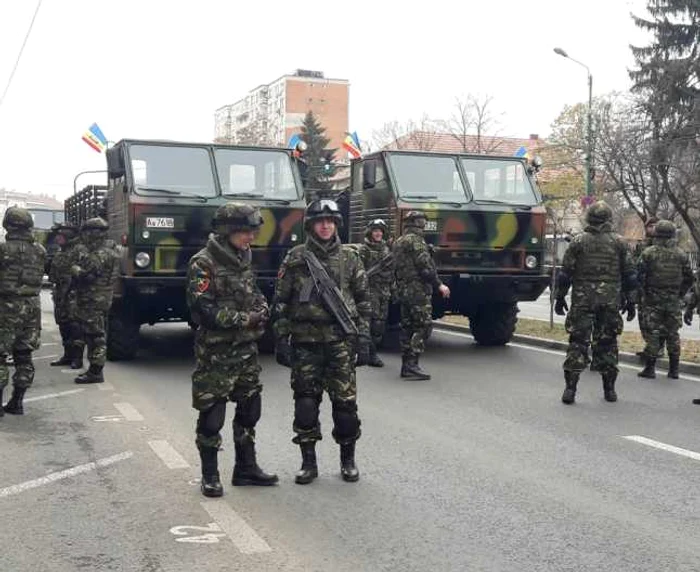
[642,300,682,359]
[290,339,361,445]
[52,293,80,351]
[564,302,623,375]
[399,299,432,358]
[76,308,107,367]
[0,297,41,392]
[192,340,262,450]
[370,294,390,347]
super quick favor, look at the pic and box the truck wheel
[106,305,141,361]
[469,302,518,346]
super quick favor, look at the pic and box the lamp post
[554,47,593,197]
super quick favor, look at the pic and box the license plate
[424,220,437,231]
[146,217,175,229]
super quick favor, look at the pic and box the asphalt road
[1,293,700,571]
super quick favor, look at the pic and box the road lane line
[622,435,700,462]
[24,389,85,403]
[200,501,272,554]
[148,440,190,469]
[113,402,144,421]
[33,354,59,361]
[0,452,133,499]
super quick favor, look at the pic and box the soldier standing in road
[635,217,660,358]
[358,218,394,367]
[635,220,694,379]
[187,203,278,497]
[71,218,119,384]
[273,199,371,485]
[48,222,83,370]
[554,201,637,404]
[392,211,450,381]
[0,207,46,416]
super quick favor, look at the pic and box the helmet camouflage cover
[403,210,427,228]
[653,219,676,238]
[212,202,263,235]
[585,201,613,225]
[3,206,34,230]
[81,217,109,232]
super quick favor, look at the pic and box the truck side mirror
[363,161,377,189]
[107,147,125,179]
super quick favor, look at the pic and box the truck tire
[106,305,141,361]
[469,302,518,346]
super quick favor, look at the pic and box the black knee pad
[234,392,261,429]
[197,400,227,437]
[294,396,320,430]
[12,350,32,365]
[331,400,360,440]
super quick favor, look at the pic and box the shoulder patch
[195,267,211,293]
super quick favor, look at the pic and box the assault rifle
[366,252,394,279]
[301,250,359,336]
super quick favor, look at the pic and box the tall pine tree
[299,111,338,196]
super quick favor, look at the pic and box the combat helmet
[212,202,263,235]
[653,219,676,238]
[403,210,427,228]
[2,206,33,230]
[585,201,613,225]
[365,218,388,238]
[304,199,343,230]
[53,221,78,234]
[81,217,109,232]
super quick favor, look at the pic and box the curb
[433,321,700,377]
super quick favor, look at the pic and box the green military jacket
[392,226,442,303]
[0,230,46,297]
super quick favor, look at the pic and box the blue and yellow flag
[514,145,529,159]
[82,122,108,153]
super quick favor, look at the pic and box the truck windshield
[130,145,217,198]
[214,149,300,200]
[460,158,539,206]
[388,154,469,203]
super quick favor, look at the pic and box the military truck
[65,138,306,360]
[346,150,550,345]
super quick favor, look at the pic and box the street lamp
[554,47,594,197]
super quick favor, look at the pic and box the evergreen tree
[299,111,338,194]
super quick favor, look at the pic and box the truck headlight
[135,252,151,268]
[525,254,538,269]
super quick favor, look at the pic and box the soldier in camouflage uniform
[273,199,371,485]
[71,218,120,384]
[392,211,450,381]
[358,218,394,367]
[554,201,637,404]
[187,203,278,497]
[636,220,693,380]
[0,207,46,416]
[634,218,661,358]
[48,222,83,369]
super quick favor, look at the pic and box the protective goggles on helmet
[307,199,340,215]
[369,218,386,227]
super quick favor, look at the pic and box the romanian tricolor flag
[342,131,362,159]
[82,123,108,153]
[514,145,530,160]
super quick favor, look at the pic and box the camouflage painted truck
[346,149,549,345]
[65,138,306,360]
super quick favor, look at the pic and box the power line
[0,0,44,110]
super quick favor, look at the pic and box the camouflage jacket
[358,238,394,300]
[187,235,268,347]
[273,234,371,343]
[556,222,636,306]
[49,239,81,305]
[637,238,693,305]
[0,230,46,297]
[392,226,442,302]
[72,237,120,311]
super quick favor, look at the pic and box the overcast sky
[0,0,649,200]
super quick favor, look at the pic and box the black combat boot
[367,343,384,368]
[400,356,431,380]
[667,354,680,379]
[4,387,27,415]
[232,441,278,486]
[561,371,579,404]
[50,348,72,367]
[74,364,104,384]
[602,371,618,402]
[295,442,318,485]
[693,398,700,405]
[71,347,84,370]
[340,442,360,482]
[199,446,224,497]
[637,356,656,379]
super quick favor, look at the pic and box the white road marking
[623,435,700,462]
[60,369,79,374]
[0,452,133,499]
[33,354,59,361]
[170,523,226,543]
[41,342,60,347]
[200,501,272,554]
[98,382,115,391]
[113,402,144,421]
[24,389,85,403]
[91,415,124,422]
[148,440,190,469]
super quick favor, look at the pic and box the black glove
[275,337,292,368]
[624,301,636,322]
[355,336,370,367]
[554,298,568,316]
[684,307,694,326]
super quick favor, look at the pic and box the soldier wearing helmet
[554,200,637,404]
[636,219,692,379]
[357,218,394,367]
[187,202,277,497]
[0,206,46,416]
[70,217,120,385]
[392,210,450,381]
[48,222,83,370]
[633,216,661,359]
[273,198,371,485]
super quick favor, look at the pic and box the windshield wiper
[136,186,209,202]
[222,192,291,205]
[402,195,463,208]
[474,198,532,210]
